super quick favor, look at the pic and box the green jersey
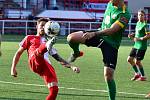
[101,2,131,49]
[134,21,148,50]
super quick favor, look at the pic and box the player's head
[37,18,50,36]
[111,0,124,4]
[138,9,145,22]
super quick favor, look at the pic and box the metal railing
[0,20,149,36]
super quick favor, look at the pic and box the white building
[128,0,150,14]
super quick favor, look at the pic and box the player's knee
[67,34,75,42]
[127,57,132,63]
[104,73,113,81]
[67,34,71,42]
[104,68,114,81]
[127,58,130,63]
[135,60,141,66]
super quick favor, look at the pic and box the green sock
[106,80,116,100]
[139,67,145,76]
[68,41,80,54]
[132,65,138,73]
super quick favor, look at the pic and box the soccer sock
[132,65,139,73]
[46,86,58,100]
[68,41,80,54]
[139,67,145,76]
[106,80,116,100]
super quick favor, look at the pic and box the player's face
[138,12,145,22]
[37,21,46,36]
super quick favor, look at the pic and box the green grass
[1,35,150,100]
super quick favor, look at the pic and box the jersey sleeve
[145,23,150,34]
[19,36,28,50]
[115,14,130,28]
[49,47,57,56]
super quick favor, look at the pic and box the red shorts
[29,54,58,84]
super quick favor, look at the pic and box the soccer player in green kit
[66,0,131,100]
[127,9,150,81]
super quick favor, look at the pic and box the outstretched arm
[83,14,130,40]
[96,23,122,35]
[11,47,25,77]
[82,22,123,40]
[52,54,80,73]
[135,33,150,41]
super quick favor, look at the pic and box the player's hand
[128,34,133,38]
[71,66,80,73]
[128,33,135,39]
[145,93,150,98]
[82,32,96,40]
[60,62,80,73]
[11,68,17,77]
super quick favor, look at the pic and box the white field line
[0,80,146,96]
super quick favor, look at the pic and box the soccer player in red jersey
[11,18,80,100]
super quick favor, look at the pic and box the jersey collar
[110,1,126,13]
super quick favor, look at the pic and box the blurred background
[0,0,150,36]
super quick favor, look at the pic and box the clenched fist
[71,66,80,73]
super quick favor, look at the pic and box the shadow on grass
[1,89,48,94]
[59,93,148,99]
[1,89,149,100]
[0,97,36,100]
[117,95,148,100]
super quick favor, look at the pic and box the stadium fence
[0,20,149,36]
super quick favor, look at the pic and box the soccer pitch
[0,36,150,100]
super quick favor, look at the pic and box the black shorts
[85,36,118,70]
[129,48,146,60]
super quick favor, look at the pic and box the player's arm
[52,53,70,67]
[134,26,150,41]
[96,22,122,35]
[97,15,130,36]
[11,47,25,77]
[52,53,80,73]
[128,32,135,40]
[142,32,150,40]
[83,19,128,40]
[135,32,150,41]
